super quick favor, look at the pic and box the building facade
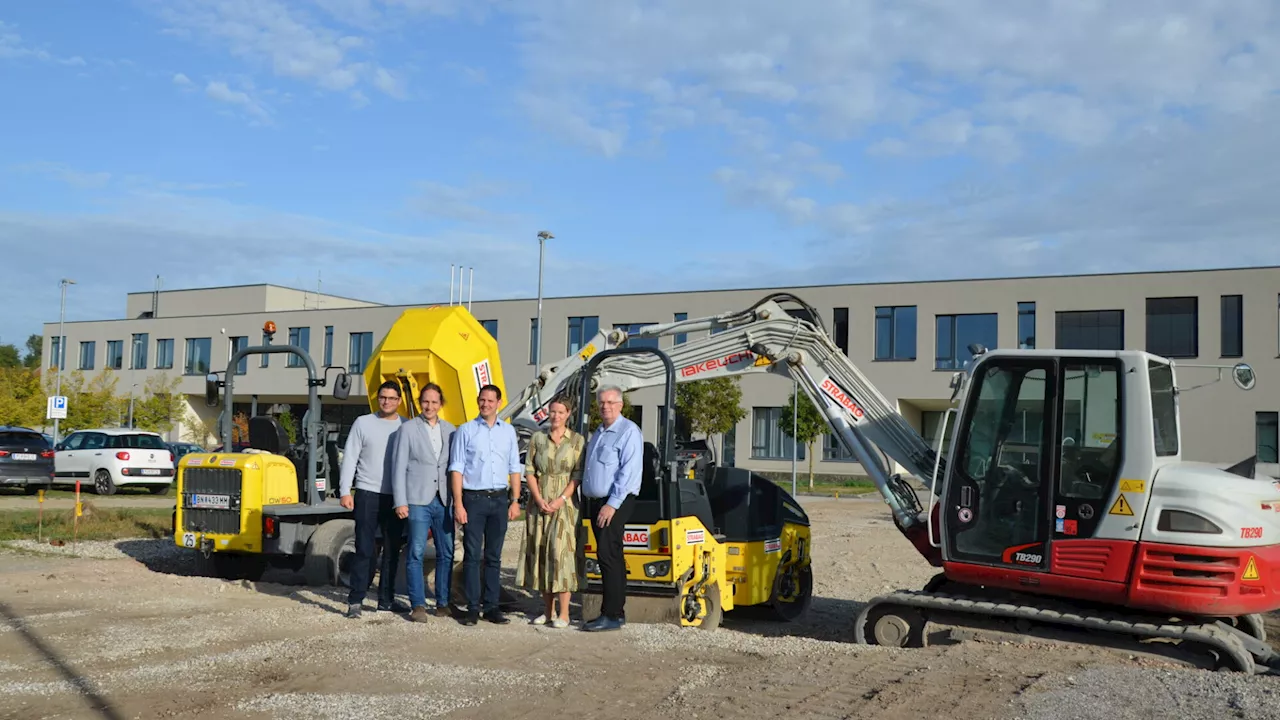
[41,267,1280,477]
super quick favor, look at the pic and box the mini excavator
[499,292,1279,672]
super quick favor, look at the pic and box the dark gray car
[0,426,54,493]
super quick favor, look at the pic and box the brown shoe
[409,606,430,623]
[434,606,452,617]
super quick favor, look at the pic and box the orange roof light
[264,321,277,334]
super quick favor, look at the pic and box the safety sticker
[1055,518,1064,533]
[1063,519,1078,536]
[957,507,973,523]
[764,538,781,553]
[622,525,650,548]
[1243,556,1260,581]
[1055,505,1066,519]
[1119,479,1146,494]
[1108,494,1134,516]
[186,456,203,466]
[219,458,237,466]
[685,529,705,545]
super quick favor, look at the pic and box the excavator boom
[500,293,943,535]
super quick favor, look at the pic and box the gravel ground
[3,496,1280,719]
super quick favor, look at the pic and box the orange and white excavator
[499,292,1276,672]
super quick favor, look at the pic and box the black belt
[463,488,508,497]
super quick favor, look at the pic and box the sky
[2,0,1278,346]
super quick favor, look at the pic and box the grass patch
[755,471,879,497]
[0,506,172,542]
[0,487,174,500]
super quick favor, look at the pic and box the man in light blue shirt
[448,383,522,625]
[579,384,643,632]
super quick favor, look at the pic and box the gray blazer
[391,415,456,508]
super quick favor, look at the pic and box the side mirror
[1233,363,1256,391]
[332,372,351,401]
[205,373,220,407]
[54,443,64,452]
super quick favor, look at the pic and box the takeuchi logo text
[680,351,756,378]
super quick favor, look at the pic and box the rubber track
[856,590,1260,673]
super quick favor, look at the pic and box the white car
[54,428,176,495]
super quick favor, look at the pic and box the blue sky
[2,0,1278,346]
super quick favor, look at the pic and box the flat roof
[125,282,382,306]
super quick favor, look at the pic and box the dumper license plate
[191,494,230,509]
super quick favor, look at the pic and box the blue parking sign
[47,395,68,420]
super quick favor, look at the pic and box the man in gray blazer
[392,382,457,622]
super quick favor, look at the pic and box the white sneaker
[552,618,569,629]
[531,614,548,625]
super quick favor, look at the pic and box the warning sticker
[685,529,705,545]
[1109,494,1134,516]
[1119,479,1146,494]
[1244,556,1260,581]
[764,538,781,553]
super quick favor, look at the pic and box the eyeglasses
[377,395,400,402]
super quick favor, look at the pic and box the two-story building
[42,266,1280,478]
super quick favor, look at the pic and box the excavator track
[855,589,1275,674]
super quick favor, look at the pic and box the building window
[261,331,271,367]
[184,338,211,375]
[874,306,916,360]
[131,332,149,369]
[722,424,736,467]
[529,318,540,365]
[348,332,373,374]
[567,316,599,354]
[922,410,956,457]
[1146,297,1198,358]
[480,320,498,340]
[106,340,124,370]
[823,433,856,462]
[156,339,174,369]
[78,341,95,370]
[674,312,687,345]
[1258,412,1279,464]
[287,327,310,367]
[656,405,692,443]
[229,336,248,375]
[935,313,997,370]
[751,407,805,460]
[1018,302,1035,349]
[1221,295,1243,358]
[1055,309,1124,350]
[324,326,334,366]
[615,323,658,349]
[833,307,849,354]
[49,336,65,369]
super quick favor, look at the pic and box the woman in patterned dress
[517,395,585,627]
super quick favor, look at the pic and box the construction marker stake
[74,480,81,551]
[37,488,44,543]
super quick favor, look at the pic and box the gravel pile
[237,692,481,719]
[1018,666,1280,720]
[1,538,189,571]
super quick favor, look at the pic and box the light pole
[535,230,553,380]
[128,382,138,428]
[53,278,75,444]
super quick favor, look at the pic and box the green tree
[0,367,45,427]
[128,373,189,434]
[46,369,126,432]
[675,376,747,451]
[277,410,298,444]
[23,334,41,369]
[0,344,21,369]
[779,388,827,489]
[580,390,638,433]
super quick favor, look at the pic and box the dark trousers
[590,494,636,620]
[461,489,509,614]
[347,488,405,606]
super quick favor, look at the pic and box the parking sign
[46,395,68,420]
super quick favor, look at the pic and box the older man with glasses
[340,380,408,619]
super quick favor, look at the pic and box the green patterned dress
[517,429,585,593]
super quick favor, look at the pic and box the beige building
[41,266,1280,478]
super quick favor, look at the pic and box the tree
[779,388,827,489]
[277,410,298,444]
[675,376,747,453]
[45,369,126,432]
[580,390,639,434]
[128,374,189,434]
[0,367,45,427]
[0,344,21,369]
[23,334,41,369]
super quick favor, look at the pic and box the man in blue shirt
[579,384,643,632]
[448,383,523,625]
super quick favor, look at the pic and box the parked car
[0,426,54,494]
[166,441,205,460]
[54,428,176,495]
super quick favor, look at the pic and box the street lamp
[535,230,553,380]
[53,278,75,445]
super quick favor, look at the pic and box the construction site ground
[3,495,1280,720]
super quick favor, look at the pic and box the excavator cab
[574,346,813,628]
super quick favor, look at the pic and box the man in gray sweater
[391,382,457,622]
[340,380,407,618]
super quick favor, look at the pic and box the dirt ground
[3,495,1280,720]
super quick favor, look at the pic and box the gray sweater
[339,413,405,496]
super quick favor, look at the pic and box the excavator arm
[499,293,946,546]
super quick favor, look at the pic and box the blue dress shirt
[581,416,643,509]
[447,416,522,492]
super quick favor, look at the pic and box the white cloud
[204,80,271,122]
[8,161,112,189]
[371,66,407,98]
[0,20,85,66]
[407,180,517,224]
[173,72,193,86]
